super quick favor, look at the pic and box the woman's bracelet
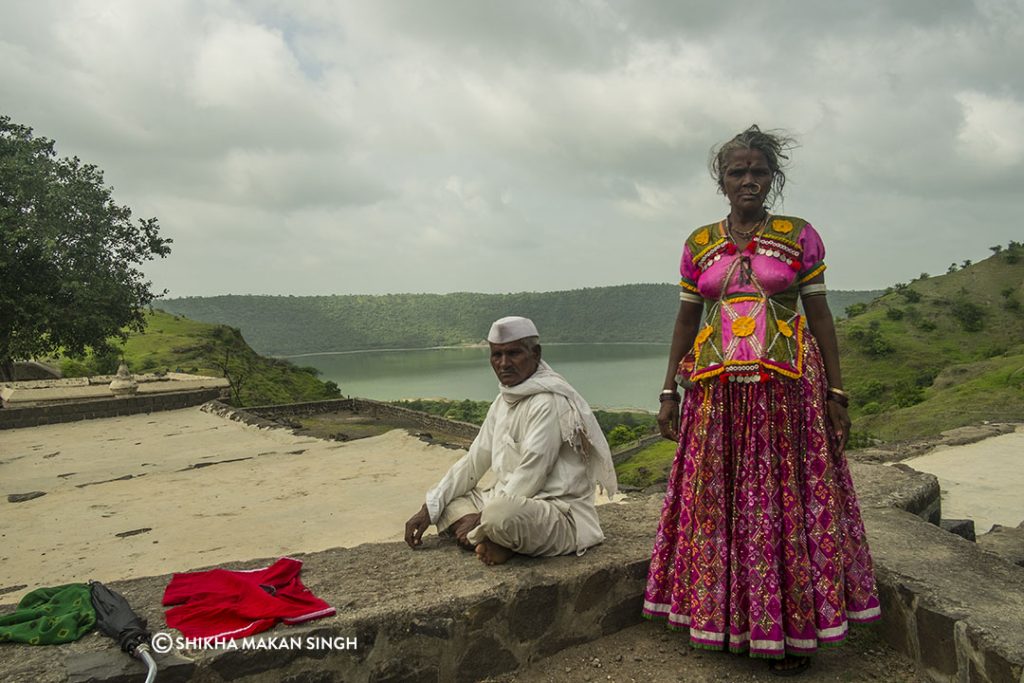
[826,387,850,408]
[659,389,681,403]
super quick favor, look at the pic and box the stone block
[941,518,977,542]
[624,558,651,581]
[874,578,917,659]
[915,602,966,677]
[281,672,339,683]
[536,634,591,659]
[66,649,195,683]
[599,595,644,635]
[462,596,503,632]
[574,568,612,613]
[508,584,559,641]
[983,647,1023,683]
[977,525,1024,567]
[408,616,454,640]
[209,644,302,680]
[369,659,439,683]
[454,634,518,683]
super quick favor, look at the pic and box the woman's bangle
[826,389,849,408]
[659,389,681,403]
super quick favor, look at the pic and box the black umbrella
[89,581,158,682]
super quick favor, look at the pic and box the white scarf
[499,360,618,497]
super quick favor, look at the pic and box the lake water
[288,343,670,412]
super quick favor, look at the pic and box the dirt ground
[486,619,920,683]
[0,407,467,603]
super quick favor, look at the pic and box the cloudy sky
[3,1,1022,296]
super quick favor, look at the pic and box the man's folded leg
[435,488,488,537]
[466,492,576,558]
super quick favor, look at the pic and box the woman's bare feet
[475,539,515,565]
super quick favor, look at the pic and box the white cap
[487,316,539,344]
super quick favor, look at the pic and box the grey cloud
[2,0,1022,296]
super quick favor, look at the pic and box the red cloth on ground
[162,557,335,639]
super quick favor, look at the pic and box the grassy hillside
[58,310,341,407]
[840,246,1024,440]
[158,285,881,356]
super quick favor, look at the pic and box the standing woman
[644,126,880,676]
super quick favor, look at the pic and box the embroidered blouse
[678,216,826,383]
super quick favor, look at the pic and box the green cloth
[0,584,96,645]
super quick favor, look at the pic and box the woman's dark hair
[710,125,797,208]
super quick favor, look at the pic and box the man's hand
[404,503,431,549]
[827,401,851,451]
[450,513,482,550]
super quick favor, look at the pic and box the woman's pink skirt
[642,339,881,658]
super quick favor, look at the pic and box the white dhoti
[436,488,577,557]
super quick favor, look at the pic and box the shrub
[950,300,985,332]
[900,288,922,303]
[856,380,887,405]
[892,381,925,408]
[984,345,1008,358]
[848,326,894,357]
[847,430,877,449]
[60,358,92,377]
[859,402,883,415]
[886,307,904,321]
[608,424,645,448]
[845,302,868,318]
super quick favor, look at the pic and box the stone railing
[0,388,228,430]
[207,397,482,440]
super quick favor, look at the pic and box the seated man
[404,316,618,565]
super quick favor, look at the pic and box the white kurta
[425,391,604,553]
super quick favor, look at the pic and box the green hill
[157,285,882,356]
[839,246,1024,440]
[58,310,341,407]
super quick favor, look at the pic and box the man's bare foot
[475,539,515,566]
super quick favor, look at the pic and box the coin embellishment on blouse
[731,316,756,337]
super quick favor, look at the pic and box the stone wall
[235,397,483,440]
[0,388,227,430]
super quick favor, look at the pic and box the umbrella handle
[134,644,158,683]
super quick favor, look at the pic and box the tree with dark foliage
[0,115,171,380]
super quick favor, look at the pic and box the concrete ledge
[0,497,662,683]
[3,460,1023,682]
[850,462,1024,683]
